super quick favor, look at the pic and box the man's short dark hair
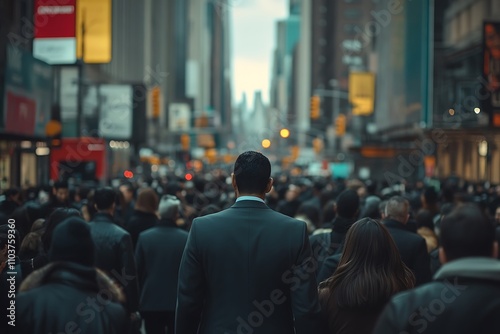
[54,181,69,190]
[441,204,495,261]
[233,151,271,194]
[94,187,117,211]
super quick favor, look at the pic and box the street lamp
[261,139,271,149]
[280,128,290,138]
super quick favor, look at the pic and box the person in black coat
[135,195,188,334]
[374,204,500,334]
[17,217,127,334]
[125,187,159,250]
[382,196,432,286]
[89,188,139,318]
[176,151,321,334]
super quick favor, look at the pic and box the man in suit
[176,151,321,334]
[136,195,188,334]
[89,188,139,319]
[374,204,500,334]
[383,196,432,286]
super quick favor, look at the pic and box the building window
[344,8,362,19]
[344,24,359,34]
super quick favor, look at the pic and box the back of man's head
[441,204,495,261]
[233,151,271,194]
[336,189,360,219]
[94,187,116,211]
[385,196,409,223]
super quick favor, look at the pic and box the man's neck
[237,193,265,201]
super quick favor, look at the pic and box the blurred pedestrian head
[20,218,45,258]
[335,189,359,219]
[496,206,500,224]
[158,195,181,220]
[440,204,497,263]
[322,200,336,224]
[199,204,221,217]
[385,196,410,224]
[48,217,95,266]
[119,182,135,204]
[415,210,435,230]
[135,188,159,214]
[94,187,117,211]
[42,207,82,253]
[232,151,272,195]
[53,181,69,204]
[295,204,321,233]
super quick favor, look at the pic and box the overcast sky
[231,0,287,107]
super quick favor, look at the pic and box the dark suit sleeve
[317,254,339,283]
[176,219,205,334]
[414,238,432,286]
[290,223,322,334]
[120,233,139,312]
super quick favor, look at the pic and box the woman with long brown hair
[318,218,415,334]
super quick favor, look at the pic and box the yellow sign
[76,0,112,63]
[151,86,161,119]
[349,72,375,116]
[310,95,320,119]
[335,114,346,136]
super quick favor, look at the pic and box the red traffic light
[185,173,193,181]
[124,170,134,179]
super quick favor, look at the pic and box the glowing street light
[261,139,271,149]
[280,128,290,138]
[474,107,481,114]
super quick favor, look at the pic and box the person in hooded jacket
[17,217,128,334]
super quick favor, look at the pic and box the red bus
[50,138,107,182]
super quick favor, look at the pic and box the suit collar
[383,218,407,230]
[231,200,269,209]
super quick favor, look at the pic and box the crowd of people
[1,150,500,333]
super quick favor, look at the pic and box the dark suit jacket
[176,199,321,334]
[383,219,432,286]
[126,210,159,250]
[89,213,139,312]
[135,222,188,312]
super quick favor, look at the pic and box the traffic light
[313,138,324,154]
[335,114,346,136]
[310,95,320,120]
[180,134,190,151]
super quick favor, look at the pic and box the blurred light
[123,141,130,149]
[21,141,32,149]
[110,140,116,148]
[35,147,50,156]
[280,128,290,138]
[479,140,488,157]
[151,165,159,172]
[168,160,176,168]
[448,109,455,116]
[185,173,193,181]
[474,107,481,114]
[261,139,271,149]
[124,170,134,179]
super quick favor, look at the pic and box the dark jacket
[319,287,383,334]
[89,212,139,312]
[176,199,321,334]
[135,219,188,312]
[317,253,342,283]
[373,258,500,334]
[125,210,159,250]
[309,216,356,278]
[17,262,127,334]
[382,218,432,285]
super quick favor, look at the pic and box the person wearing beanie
[17,218,127,334]
[309,189,360,279]
[135,194,188,334]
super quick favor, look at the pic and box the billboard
[483,22,500,127]
[76,0,112,63]
[98,85,133,139]
[3,46,53,137]
[349,72,375,116]
[33,0,77,64]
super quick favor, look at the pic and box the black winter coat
[125,210,158,250]
[17,262,127,334]
[89,213,139,312]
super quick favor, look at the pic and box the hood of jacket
[434,257,500,283]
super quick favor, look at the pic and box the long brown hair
[320,218,415,309]
[135,187,159,214]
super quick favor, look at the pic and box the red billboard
[33,0,77,64]
[5,93,36,135]
[483,22,500,127]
